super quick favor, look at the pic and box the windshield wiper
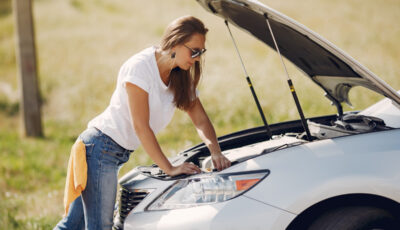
[260,141,304,155]
[231,141,304,165]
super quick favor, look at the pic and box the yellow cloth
[63,139,87,216]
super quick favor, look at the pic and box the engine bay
[131,111,394,180]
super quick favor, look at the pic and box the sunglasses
[183,44,207,58]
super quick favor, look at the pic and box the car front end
[114,0,400,229]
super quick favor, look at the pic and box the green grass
[1,0,400,228]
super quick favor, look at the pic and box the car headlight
[147,170,270,210]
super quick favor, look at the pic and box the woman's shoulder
[118,47,157,87]
[123,46,156,68]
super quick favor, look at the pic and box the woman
[54,15,231,230]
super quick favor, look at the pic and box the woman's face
[174,33,206,70]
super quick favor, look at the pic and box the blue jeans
[54,127,133,230]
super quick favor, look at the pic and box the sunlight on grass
[1,0,400,228]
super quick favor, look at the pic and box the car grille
[113,187,150,230]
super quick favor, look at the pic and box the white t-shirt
[88,46,176,150]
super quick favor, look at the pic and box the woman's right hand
[126,83,201,178]
[166,162,201,177]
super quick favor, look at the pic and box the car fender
[231,129,400,214]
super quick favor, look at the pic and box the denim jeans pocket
[101,150,130,167]
[78,127,102,159]
[101,139,130,165]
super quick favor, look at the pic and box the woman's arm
[186,98,231,171]
[125,83,201,176]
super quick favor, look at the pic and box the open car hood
[197,0,400,106]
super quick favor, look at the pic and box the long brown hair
[160,16,208,110]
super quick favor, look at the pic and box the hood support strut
[264,14,313,141]
[224,20,272,140]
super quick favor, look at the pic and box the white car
[113,0,400,229]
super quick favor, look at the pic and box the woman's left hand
[211,153,231,171]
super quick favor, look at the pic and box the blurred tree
[12,0,43,137]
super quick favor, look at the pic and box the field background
[1,0,399,228]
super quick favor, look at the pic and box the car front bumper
[123,194,296,230]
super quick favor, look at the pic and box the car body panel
[360,93,400,128]
[124,195,296,230]
[120,129,400,229]
[241,129,400,214]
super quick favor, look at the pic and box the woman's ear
[171,52,176,59]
